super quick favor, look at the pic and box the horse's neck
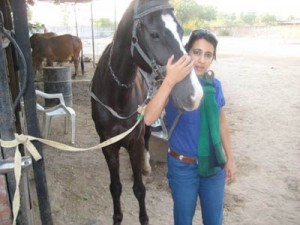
[109,35,137,88]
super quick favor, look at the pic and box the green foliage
[240,12,257,25]
[171,0,199,25]
[28,22,44,34]
[196,5,217,22]
[259,14,278,25]
[94,18,114,27]
[170,0,285,35]
[171,0,218,33]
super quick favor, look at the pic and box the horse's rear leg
[129,141,149,225]
[73,56,79,78]
[103,147,123,225]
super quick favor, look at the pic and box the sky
[30,0,132,26]
[30,0,300,26]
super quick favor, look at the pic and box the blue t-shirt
[165,78,225,157]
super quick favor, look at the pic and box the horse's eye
[150,32,160,40]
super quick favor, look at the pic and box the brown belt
[168,149,197,164]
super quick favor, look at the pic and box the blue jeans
[167,154,226,225]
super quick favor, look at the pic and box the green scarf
[198,73,226,177]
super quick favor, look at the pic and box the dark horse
[91,0,203,224]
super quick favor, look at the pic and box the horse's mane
[116,0,135,34]
[97,43,111,67]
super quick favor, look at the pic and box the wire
[0,19,28,111]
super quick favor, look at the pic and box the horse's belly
[50,46,73,62]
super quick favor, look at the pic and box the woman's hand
[220,110,237,185]
[164,54,194,88]
[225,158,237,185]
[144,54,193,125]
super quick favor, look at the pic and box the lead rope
[0,105,146,225]
[168,109,183,140]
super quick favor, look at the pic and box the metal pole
[114,0,117,31]
[90,0,95,68]
[74,3,79,36]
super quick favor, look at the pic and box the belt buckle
[179,155,184,161]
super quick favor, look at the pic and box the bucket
[43,66,72,107]
[149,135,168,163]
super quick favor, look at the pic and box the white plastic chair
[35,89,76,144]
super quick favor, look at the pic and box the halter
[89,70,152,120]
[131,0,174,81]
[90,0,174,119]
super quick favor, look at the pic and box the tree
[260,13,277,25]
[171,0,199,25]
[197,5,217,22]
[94,18,114,27]
[171,0,218,33]
[240,12,257,25]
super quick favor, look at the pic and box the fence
[48,25,114,39]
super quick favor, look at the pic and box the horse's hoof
[113,214,123,225]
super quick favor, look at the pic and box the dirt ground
[29,35,300,225]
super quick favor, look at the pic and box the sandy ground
[29,35,300,225]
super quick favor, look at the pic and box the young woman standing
[144,29,237,225]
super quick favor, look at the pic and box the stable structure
[0,0,118,224]
[0,1,53,224]
[36,0,118,67]
[35,89,76,144]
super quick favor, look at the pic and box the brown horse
[91,0,202,224]
[31,34,84,77]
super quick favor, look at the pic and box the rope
[0,105,146,224]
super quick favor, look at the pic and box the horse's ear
[137,0,146,5]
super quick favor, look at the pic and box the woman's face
[188,38,215,77]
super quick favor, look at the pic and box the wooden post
[0,26,16,225]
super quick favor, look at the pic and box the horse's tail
[80,46,84,76]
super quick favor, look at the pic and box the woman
[144,29,237,225]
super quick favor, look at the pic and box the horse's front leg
[103,146,123,225]
[143,125,152,176]
[128,140,149,225]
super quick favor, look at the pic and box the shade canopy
[37,0,92,3]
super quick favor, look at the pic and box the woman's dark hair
[185,29,218,59]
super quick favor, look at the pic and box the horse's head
[131,0,202,111]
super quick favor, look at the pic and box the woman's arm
[144,55,193,125]
[220,109,237,184]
